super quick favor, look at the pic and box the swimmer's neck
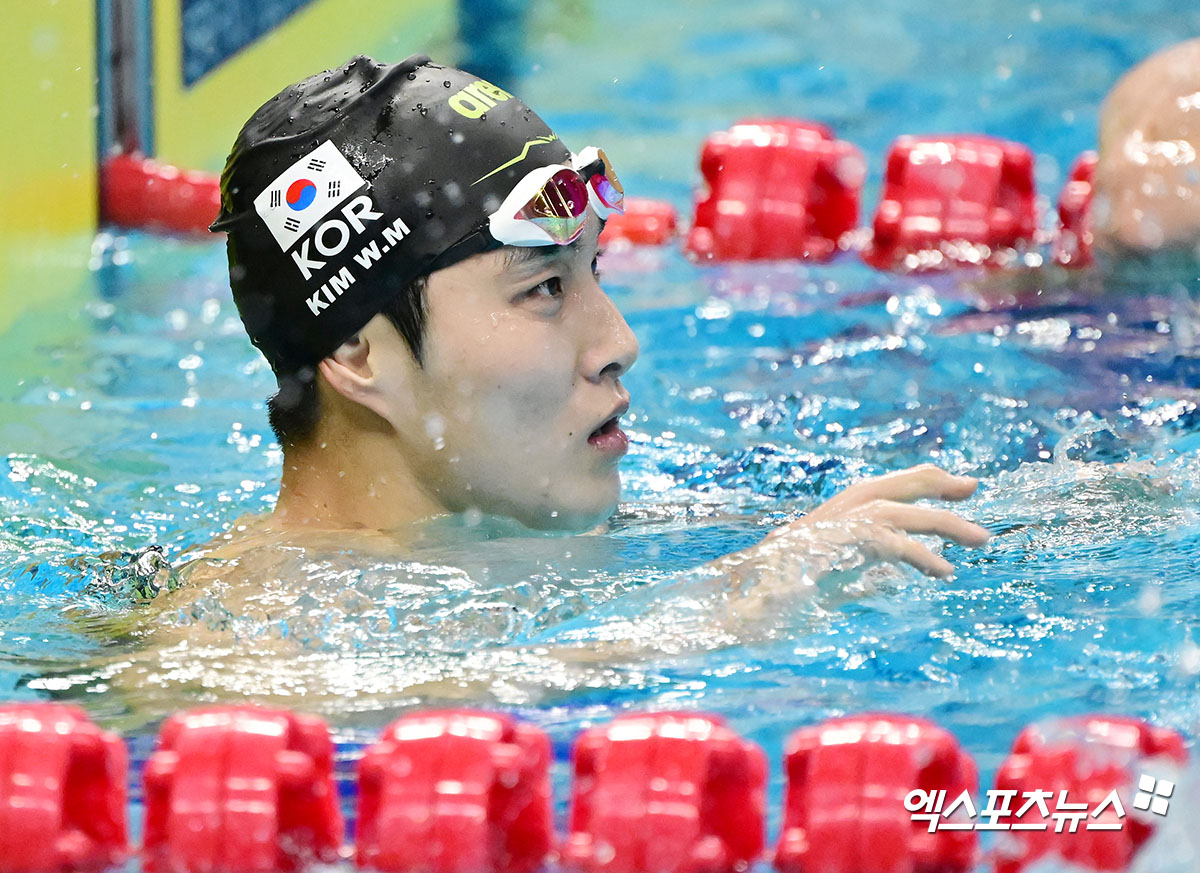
[273,430,446,531]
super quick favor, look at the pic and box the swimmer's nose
[582,283,639,382]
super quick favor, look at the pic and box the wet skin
[1094,38,1200,253]
[275,212,638,532]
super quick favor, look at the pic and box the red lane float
[100,152,221,235]
[1054,150,1098,269]
[356,709,553,873]
[2,703,1191,872]
[600,197,679,247]
[687,119,864,262]
[864,135,1038,271]
[563,711,766,873]
[141,705,343,873]
[775,713,978,873]
[991,715,1187,873]
[99,129,1101,278]
[0,704,128,873]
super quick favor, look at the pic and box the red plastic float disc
[774,713,979,873]
[0,703,128,873]
[600,197,679,247]
[687,119,864,262]
[100,152,222,235]
[865,135,1038,271]
[1053,150,1098,268]
[141,705,344,872]
[563,711,766,873]
[991,714,1186,873]
[355,709,553,873]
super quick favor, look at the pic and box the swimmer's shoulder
[178,513,280,563]
[175,512,416,587]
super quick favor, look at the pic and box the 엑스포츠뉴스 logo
[254,140,367,251]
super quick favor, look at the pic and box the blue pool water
[3,0,1200,868]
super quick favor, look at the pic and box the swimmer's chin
[515,505,617,534]
[477,495,620,535]
[415,505,613,540]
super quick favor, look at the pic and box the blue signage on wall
[181,0,316,86]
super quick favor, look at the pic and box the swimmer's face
[366,213,638,530]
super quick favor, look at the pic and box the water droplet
[424,414,446,450]
[407,72,417,80]
[443,80,452,88]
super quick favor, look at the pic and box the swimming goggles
[487,146,625,246]
[426,147,624,272]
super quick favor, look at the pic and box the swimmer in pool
[197,54,986,617]
[1093,38,1200,256]
[964,39,1200,304]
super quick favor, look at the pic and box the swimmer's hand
[779,463,989,577]
[707,465,990,618]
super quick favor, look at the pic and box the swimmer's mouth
[588,400,630,441]
[590,417,621,439]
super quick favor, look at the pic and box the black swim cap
[211,54,572,373]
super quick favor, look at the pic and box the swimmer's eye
[592,249,605,280]
[522,276,565,303]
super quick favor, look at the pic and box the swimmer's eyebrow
[502,245,566,272]
[501,217,607,273]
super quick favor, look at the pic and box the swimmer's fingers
[848,501,990,549]
[861,525,955,579]
[808,464,978,519]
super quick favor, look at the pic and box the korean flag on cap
[254,140,367,252]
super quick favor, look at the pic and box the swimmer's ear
[318,315,416,427]
[317,333,375,402]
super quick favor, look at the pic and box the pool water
[3,0,1200,868]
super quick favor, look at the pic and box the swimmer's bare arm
[542,465,990,653]
[78,467,988,714]
[686,464,989,625]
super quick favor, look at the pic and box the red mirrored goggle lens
[512,169,590,243]
[584,150,625,212]
[591,176,624,211]
[515,169,589,220]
